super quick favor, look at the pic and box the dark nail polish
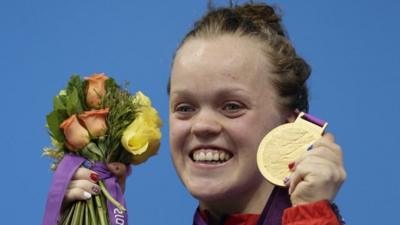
[288,162,295,170]
[92,185,100,194]
[90,173,99,182]
[307,145,313,151]
[283,177,290,185]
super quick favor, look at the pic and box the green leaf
[66,87,84,115]
[105,77,119,90]
[46,109,68,143]
[80,142,103,161]
[66,75,86,112]
[53,94,66,111]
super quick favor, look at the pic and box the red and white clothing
[193,187,342,225]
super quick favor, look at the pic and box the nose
[191,108,222,138]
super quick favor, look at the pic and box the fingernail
[288,162,295,170]
[92,185,100,194]
[83,191,92,200]
[90,173,99,182]
[82,160,93,169]
[283,177,290,185]
[307,145,313,151]
[288,188,292,195]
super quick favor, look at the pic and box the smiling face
[169,34,286,210]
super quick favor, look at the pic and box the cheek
[169,118,190,153]
[229,115,281,155]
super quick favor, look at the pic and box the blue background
[1,0,399,224]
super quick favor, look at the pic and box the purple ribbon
[92,162,128,225]
[42,154,128,225]
[193,186,291,225]
[302,113,326,127]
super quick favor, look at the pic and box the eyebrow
[169,87,251,99]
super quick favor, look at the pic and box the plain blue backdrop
[0,0,399,224]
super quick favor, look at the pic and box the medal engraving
[257,113,327,186]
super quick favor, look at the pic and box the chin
[184,178,237,203]
[190,186,231,202]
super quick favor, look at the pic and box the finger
[283,176,291,187]
[72,167,100,183]
[107,162,127,177]
[69,180,100,195]
[312,138,344,165]
[288,166,306,195]
[322,132,335,142]
[65,187,93,202]
[107,162,128,192]
[293,150,333,169]
[293,158,344,187]
[313,135,341,152]
[288,156,337,195]
[295,143,343,167]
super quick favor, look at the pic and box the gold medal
[257,112,328,186]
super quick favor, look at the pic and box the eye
[223,102,242,111]
[221,101,245,117]
[175,103,196,113]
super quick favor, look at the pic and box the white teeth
[213,152,219,161]
[192,150,232,163]
[193,153,198,161]
[206,152,213,161]
[224,153,230,161]
[199,152,206,161]
[219,152,226,161]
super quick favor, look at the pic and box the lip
[190,144,233,154]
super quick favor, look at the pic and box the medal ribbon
[302,113,326,127]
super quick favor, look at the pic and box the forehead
[171,35,274,90]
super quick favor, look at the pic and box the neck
[199,181,274,224]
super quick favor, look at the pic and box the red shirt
[199,200,341,225]
[199,210,260,225]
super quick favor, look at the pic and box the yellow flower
[132,91,151,107]
[121,93,162,164]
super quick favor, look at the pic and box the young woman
[64,3,346,225]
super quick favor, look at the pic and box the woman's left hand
[287,132,346,206]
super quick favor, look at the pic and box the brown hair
[168,2,311,113]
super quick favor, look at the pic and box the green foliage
[80,142,103,161]
[65,75,86,114]
[44,75,89,163]
[45,75,88,146]
[53,94,67,111]
[67,75,86,106]
[44,74,146,165]
[66,88,83,115]
[46,109,68,143]
[103,81,138,162]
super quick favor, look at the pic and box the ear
[285,110,299,123]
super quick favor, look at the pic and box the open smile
[189,146,234,164]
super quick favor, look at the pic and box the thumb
[107,162,128,192]
[322,132,335,142]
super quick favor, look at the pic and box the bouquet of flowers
[42,73,162,225]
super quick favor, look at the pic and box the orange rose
[85,73,109,109]
[79,108,109,137]
[59,114,90,151]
